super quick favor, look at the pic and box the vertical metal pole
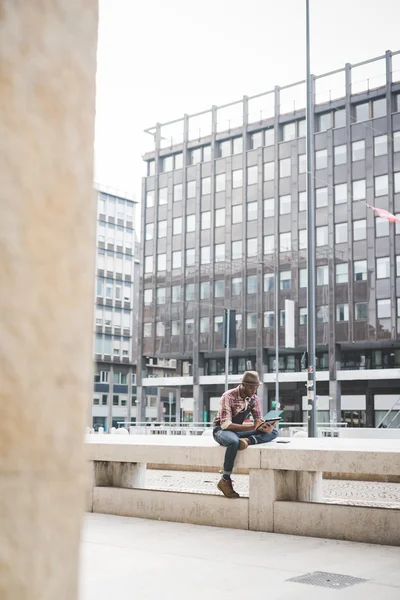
[275,265,280,408]
[225,309,230,391]
[306,0,317,437]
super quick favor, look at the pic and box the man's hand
[258,421,276,433]
[254,418,265,430]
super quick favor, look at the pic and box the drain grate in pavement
[287,571,368,589]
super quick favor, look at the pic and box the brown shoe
[238,438,249,451]
[217,477,240,499]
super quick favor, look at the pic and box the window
[102,395,108,406]
[247,166,258,185]
[317,112,331,132]
[200,281,210,299]
[186,248,195,267]
[353,179,366,201]
[265,128,275,146]
[279,158,291,178]
[214,279,225,298]
[143,323,152,338]
[299,307,307,325]
[147,161,155,176]
[283,122,296,141]
[232,240,242,260]
[201,211,211,229]
[144,289,153,305]
[375,175,388,196]
[264,234,274,255]
[280,194,291,214]
[264,162,274,181]
[354,260,367,281]
[280,232,291,252]
[372,98,386,118]
[190,148,202,165]
[396,172,400,194]
[185,284,195,302]
[156,287,166,305]
[113,395,119,406]
[298,154,306,174]
[215,243,225,263]
[247,313,257,329]
[394,131,400,153]
[247,201,258,221]
[216,173,226,192]
[334,109,346,128]
[353,219,366,241]
[279,310,285,327]
[232,277,242,296]
[245,275,257,294]
[186,214,196,232]
[374,134,387,156]
[218,140,231,158]
[232,169,243,188]
[158,220,167,238]
[185,319,194,335]
[145,223,154,241]
[335,222,347,243]
[172,217,182,236]
[174,153,183,169]
[280,270,291,290]
[187,181,196,199]
[264,273,274,291]
[299,229,307,249]
[162,156,174,172]
[352,140,365,162]
[317,305,329,323]
[316,187,328,208]
[156,322,165,337]
[335,183,347,204]
[229,204,241,224]
[333,145,346,166]
[202,177,211,196]
[247,238,257,256]
[251,131,263,149]
[377,256,390,279]
[299,191,307,212]
[376,216,389,238]
[171,250,182,270]
[298,119,306,137]
[201,246,210,264]
[315,149,327,170]
[144,256,153,274]
[264,311,274,328]
[215,208,225,227]
[299,268,307,288]
[336,304,349,322]
[158,187,168,205]
[233,137,243,155]
[377,299,391,318]
[316,225,328,246]
[172,285,181,303]
[397,255,400,276]
[264,198,274,217]
[200,317,209,334]
[317,265,328,286]
[355,102,369,122]
[146,190,155,208]
[214,315,224,333]
[355,302,368,320]
[203,145,211,162]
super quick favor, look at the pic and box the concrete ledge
[274,501,400,546]
[93,487,249,530]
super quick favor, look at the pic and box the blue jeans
[213,427,279,476]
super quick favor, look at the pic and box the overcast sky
[94,0,400,202]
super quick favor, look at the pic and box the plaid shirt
[213,385,262,430]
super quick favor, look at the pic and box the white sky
[94,0,400,201]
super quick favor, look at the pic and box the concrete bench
[85,435,400,546]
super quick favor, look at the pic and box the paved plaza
[80,513,400,600]
[145,469,400,509]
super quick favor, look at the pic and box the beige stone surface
[0,2,98,598]
[93,487,249,530]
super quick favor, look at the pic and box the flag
[366,204,400,223]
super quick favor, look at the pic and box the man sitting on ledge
[213,371,278,498]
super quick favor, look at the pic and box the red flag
[366,204,400,224]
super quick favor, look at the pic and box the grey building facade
[137,50,400,427]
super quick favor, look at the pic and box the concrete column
[0,2,98,600]
[296,471,323,502]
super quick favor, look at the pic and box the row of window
[94,371,135,385]
[96,250,134,276]
[147,95,400,176]
[98,193,135,222]
[146,169,400,210]
[96,278,133,302]
[143,297,397,339]
[94,335,131,357]
[93,395,129,407]
[97,221,135,249]
[95,307,132,329]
